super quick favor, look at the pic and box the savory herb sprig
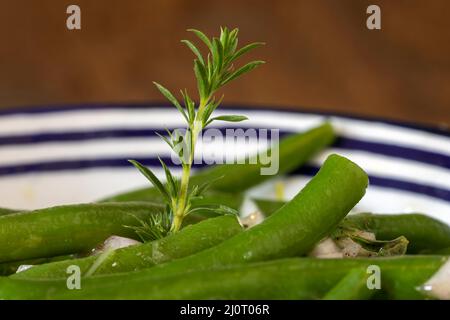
[129,27,264,239]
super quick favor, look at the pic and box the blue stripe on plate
[0,157,448,202]
[0,128,162,146]
[1,128,449,169]
[333,137,450,169]
[295,166,450,202]
[0,103,448,137]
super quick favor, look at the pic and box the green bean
[343,213,450,254]
[322,268,374,300]
[0,256,445,300]
[101,123,335,202]
[0,202,169,263]
[12,215,242,279]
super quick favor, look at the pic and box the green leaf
[206,114,248,126]
[190,205,239,216]
[188,195,204,202]
[221,61,265,86]
[215,205,239,216]
[155,132,173,149]
[202,95,223,126]
[333,226,409,257]
[193,60,208,99]
[206,53,213,80]
[180,89,195,124]
[351,234,409,256]
[153,82,188,122]
[219,26,230,53]
[181,39,204,65]
[158,157,178,199]
[212,38,224,73]
[125,212,172,242]
[165,128,174,139]
[128,160,170,202]
[196,175,224,195]
[229,42,265,63]
[187,28,212,51]
[378,236,409,256]
[189,184,200,197]
[228,28,239,54]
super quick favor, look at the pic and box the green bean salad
[0,27,448,300]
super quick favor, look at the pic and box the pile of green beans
[0,153,369,300]
[1,123,448,300]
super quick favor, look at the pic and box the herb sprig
[129,27,264,239]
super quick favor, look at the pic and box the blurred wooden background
[0,0,449,126]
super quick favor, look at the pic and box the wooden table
[0,0,449,127]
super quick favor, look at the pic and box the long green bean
[342,213,450,254]
[101,123,335,202]
[0,202,168,263]
[12,215,242,279]
[0,256,445,300]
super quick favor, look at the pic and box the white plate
[0,104,449,225]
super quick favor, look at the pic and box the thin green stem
[170,99,208,232]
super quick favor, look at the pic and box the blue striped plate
[0,104,449,225]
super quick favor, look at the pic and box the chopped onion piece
[16,264,34,273]
[91,235,141,255]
